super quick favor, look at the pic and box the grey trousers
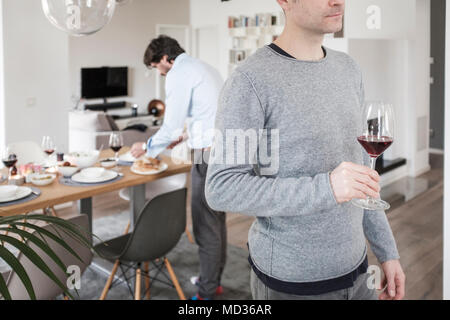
[250,269,378,300]
[191,150,227,299]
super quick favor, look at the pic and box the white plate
[131,162,168,175]
[119,152,137,163]
[0,187,33,203]
[71,170,118,184]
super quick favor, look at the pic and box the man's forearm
[205,165,338,217]
[363,211,400,263]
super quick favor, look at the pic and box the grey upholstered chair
[96,188,187,300]
[5,214,93,300]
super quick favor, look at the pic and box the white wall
[190,0,281,79]
[69,0,190,115]
[407,0,431,177]
[1,0,70,149]
[444,0,450,300]
[0,0,5,152]
[339,1,431,180]
[348,40,408,163]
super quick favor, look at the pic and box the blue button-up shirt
[146,53,224,158]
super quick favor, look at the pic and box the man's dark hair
[143,35,185,66]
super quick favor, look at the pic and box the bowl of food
[0,185,19,200]
[66,150,99,169]
[29,173,56,186]
[100,158,118,168]
[58,162,79,177]
[80,167,105,179]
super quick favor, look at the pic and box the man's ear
[161,55,170,64]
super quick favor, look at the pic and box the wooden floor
[57,154,444,300]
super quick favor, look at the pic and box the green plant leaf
[0,245,35,300]
[2,222,84,263]
[0,228,72,277]
[0,268,12,300]
[0,235,74,300]
[3,215,97,252]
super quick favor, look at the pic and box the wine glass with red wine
[109,132,123,161]
[2,147,18,180]
[352,101,394,211]
[41,136,55,167]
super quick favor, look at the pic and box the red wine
[2,159,17,168]
[357,136,393,157]
[111,146,122,153]
[45,149,55,155]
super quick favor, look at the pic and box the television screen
[81,67,128,99]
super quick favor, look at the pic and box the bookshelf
[227,12,285,75]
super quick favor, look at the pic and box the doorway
[430,0,446,153]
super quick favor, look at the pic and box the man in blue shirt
[131,36,226,300]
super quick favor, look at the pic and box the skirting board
[430,148,444,155]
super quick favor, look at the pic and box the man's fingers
[394,273,405,300]
[353,172,380,193]
[386,273,396,298]
[353,181,380,199]
[344,162,380,181]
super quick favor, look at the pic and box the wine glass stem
[115,152,119,160]
[368,156,378,202]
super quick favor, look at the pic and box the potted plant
[0,214,95,300]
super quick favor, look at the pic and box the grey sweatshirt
[205,45,400,282]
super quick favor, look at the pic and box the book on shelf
[228,12,284,29]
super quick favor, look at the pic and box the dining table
[0,148,192,234]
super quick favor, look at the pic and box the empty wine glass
[352,101,394,211]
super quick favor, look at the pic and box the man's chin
[322,25,343,35]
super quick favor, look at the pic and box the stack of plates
[71,169,118,184]
[0,186,33,203]
[119,152,137,163]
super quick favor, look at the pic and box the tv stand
[85,100,127,112]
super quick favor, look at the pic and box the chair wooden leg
[164,258,186,300]
[185,226,194,244]
[135,266,142,300]
[144,262,150,300]
[50,207,58,217]
[99,222,130,300]
[99,261,120,300]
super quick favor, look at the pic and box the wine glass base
[352,198,390,211]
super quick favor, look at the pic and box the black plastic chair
[96,188,187,300]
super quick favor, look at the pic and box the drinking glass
[2,147,18,180]
[41,136,55,168]
[109,132,123,161]
[352,101,394,211]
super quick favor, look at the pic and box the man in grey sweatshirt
[205,0,405,300]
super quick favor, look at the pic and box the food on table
[132,157,161,172]
[34,175,53,181]
[60,161,76,167]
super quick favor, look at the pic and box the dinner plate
[71,170,118,184]
[131,162,168,175]
[119,152,137,163]
[0,187,33,203]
